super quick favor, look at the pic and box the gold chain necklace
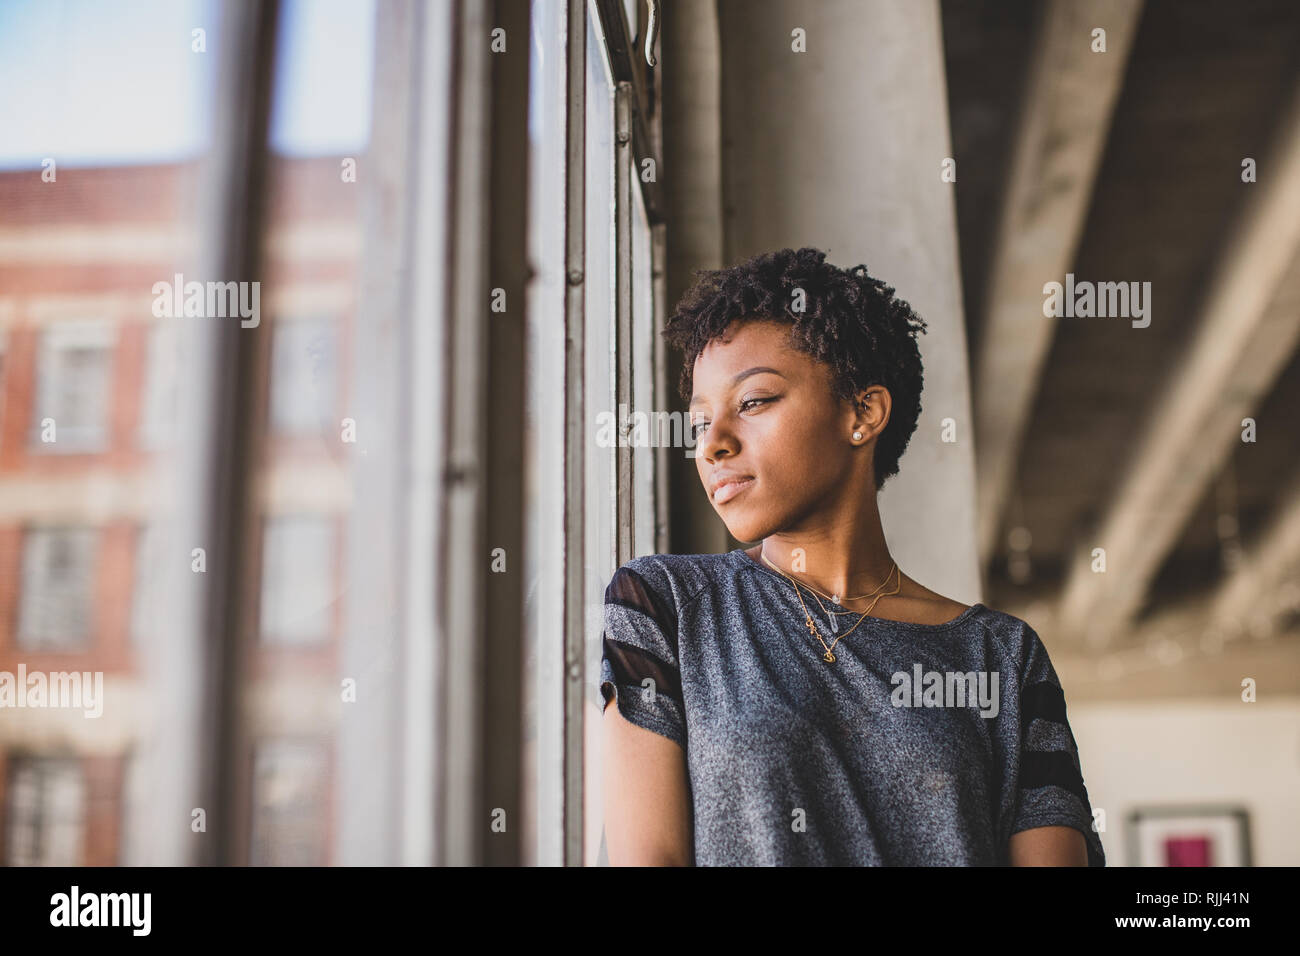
[787,565,897,605]
[802,560,898,630]
[760,547,897,609]
[759,547,901,662]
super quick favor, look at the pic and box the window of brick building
[4,757,86,866]
[268,316,337,437]
[29,323,114,453]
[258,515,335,646]
[17,526,97,650]
[248,739,329,866]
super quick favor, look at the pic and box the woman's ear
[851,387,890,439]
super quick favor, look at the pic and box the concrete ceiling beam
[973,0,1144,564]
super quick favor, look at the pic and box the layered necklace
[759,545,901,663]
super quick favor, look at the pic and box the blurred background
[0,0,1296,867]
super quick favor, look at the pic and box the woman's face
[689,319,879,543]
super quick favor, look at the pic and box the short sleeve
[599,562,687,750]
[1007,625,1106,867]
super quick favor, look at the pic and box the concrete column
[716,0,981,602]
[661,0,729,556]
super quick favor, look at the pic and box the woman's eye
[691,398,772,438]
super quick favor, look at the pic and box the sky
[0,0,375,169]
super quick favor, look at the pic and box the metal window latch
[644,0,659,67]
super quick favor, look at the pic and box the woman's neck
[753,504,898,602]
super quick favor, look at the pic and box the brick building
[0,155,359,864]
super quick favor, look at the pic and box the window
[258,515,335,646]
[30,323,114,452]
[235,0,373,867]
[17,527,97,650]
[268,316,337,437]
[522,0,666,865]
[582,1,620,868]
[4,757,86,866]
[522,0,573,866]
[248,739,329,866]
[0,0,663,868]
[0,0,219,869]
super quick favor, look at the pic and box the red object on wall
[1164,835,1212,866]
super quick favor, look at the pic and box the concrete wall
[714,0,981,601]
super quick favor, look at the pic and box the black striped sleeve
[1009,625,1106,866]
[599,562,686,749]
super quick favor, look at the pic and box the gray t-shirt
[599,548,1105,866]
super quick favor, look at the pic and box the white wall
[1071,698,1300,866]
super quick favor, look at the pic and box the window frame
[523,0,668,867]
[29,321,116,454]
[265,312,339,439]
[16,525,98,652]
[3,755,86,867]
[574,0,666,866]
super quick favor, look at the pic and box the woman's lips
[713,477,755,505]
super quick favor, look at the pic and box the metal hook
[644,0,658,67]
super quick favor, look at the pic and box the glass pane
[521,0,568,867]
[17,528,97,650]
[30,324,114,452]
[4,758,86,866]
[0,0,220,864]
[583,0,618,867]
[248,739,330,866]
[259,515,336,646]
[268,318,338,437]
[244,0,376,866]
[0,0,469,868]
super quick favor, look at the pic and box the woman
[599,247,1104,866]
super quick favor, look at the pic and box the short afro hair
[663,246,928,490]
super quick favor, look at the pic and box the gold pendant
[823,649,836,663]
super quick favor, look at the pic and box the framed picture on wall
[1126,805,1253,867]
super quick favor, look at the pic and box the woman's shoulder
[607,550,741,611]
[954,601,1056,675]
